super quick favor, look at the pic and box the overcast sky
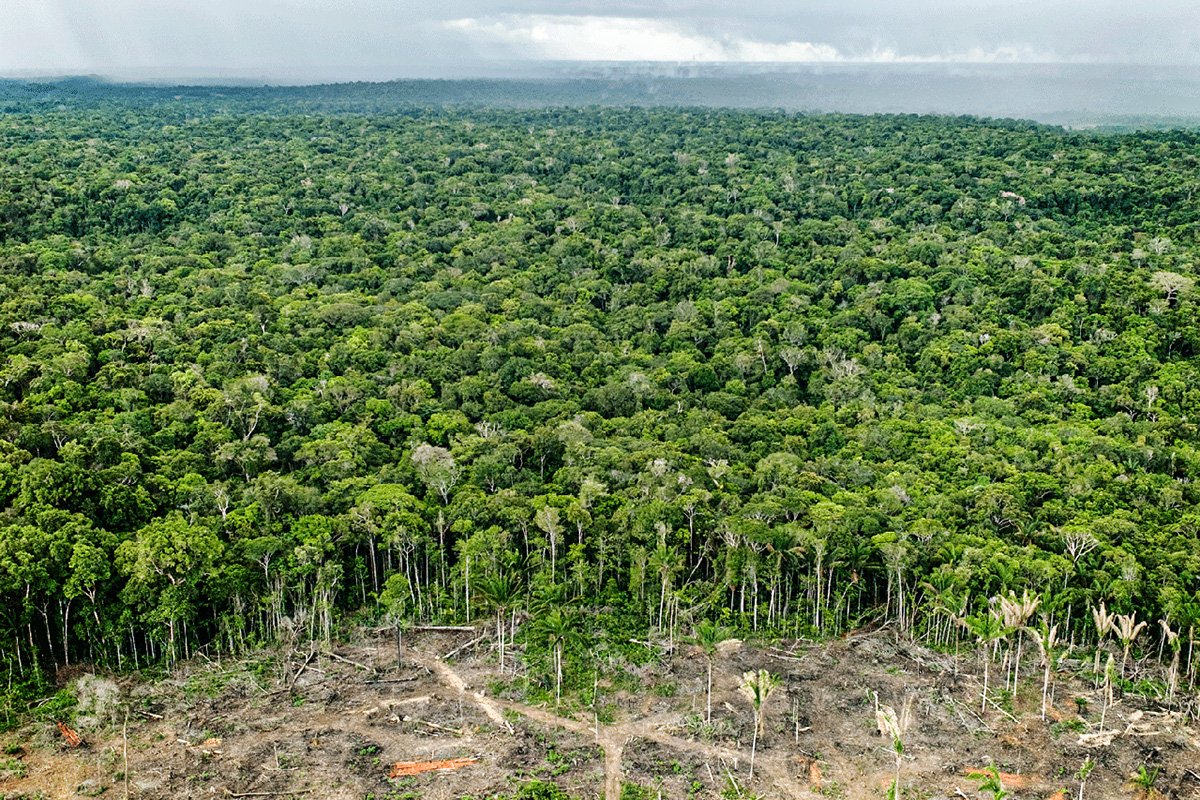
[3,0,1199,81]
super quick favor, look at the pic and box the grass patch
[0,755,28,779]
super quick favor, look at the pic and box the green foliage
[619,784,654,800]
[30,688,77,722]
[967,765,1009,800]
[461,780,581,800]
[1076,758,1097,795]
[1131,764,1160,791]
[0,755,28,779]
[1049,718,1086,737]
[0,90,1199,716]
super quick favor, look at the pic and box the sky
[2,0,1199,82]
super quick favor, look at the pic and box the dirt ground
[3,628,1200,799]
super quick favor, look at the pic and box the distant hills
[4,63,1200,128]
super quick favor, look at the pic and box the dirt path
[408,650,513,730]
[411,649,815,800]
[602,732,626,800]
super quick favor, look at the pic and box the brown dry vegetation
[3,629,1200,800]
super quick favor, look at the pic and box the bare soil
[3,628,1200,799]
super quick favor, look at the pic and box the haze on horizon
[3,0,1200,84]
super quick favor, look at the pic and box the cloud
[861,44,1070,64]
[444,16,730,61]
[443,14,1068,63]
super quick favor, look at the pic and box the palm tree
[475,573,521,673]
[738,669,779,781]
[872,692,907,800]
[1112,612,1147,677]
[1025,616,1059,721]
[1100,653,1116,730]
[998,591,1038,702]
[962,610,1005,714]
[689,621,734,723]
[533,608,577,708]
[1091,602,1115,680]
[1159,618,1181,704]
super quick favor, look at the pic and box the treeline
[1,98,1199,708]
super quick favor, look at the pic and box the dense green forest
[2,92,1200,716]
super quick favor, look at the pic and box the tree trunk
[62,600,72,665]
[1041,661,1051,720]
[554,645,563,707]
[815,552,824,632]
[748,716,758,780]
[706,659,713,723]
[368,534,379,595]
[981,651,989,715]
[496,610,505,671]
[1012,638,1023,702]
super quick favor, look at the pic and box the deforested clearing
[4,629,1200,799]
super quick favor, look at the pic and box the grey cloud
[1,0,1197,81]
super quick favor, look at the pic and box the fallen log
[405,715,464,735]
[410,625,477,632]
[389,756,478,778]
[56,720,84,748]
[322,651,374,672]
[443,636,486,660]
[289,648,317,688]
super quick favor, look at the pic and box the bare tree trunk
[554,645,563,707]
[62,600,71,665]
[706,659,713,723]
[496,610,505,671]
[748,717,758,780]
[123,710,130,800]
[980,652,990,715]
[1041,661,1051,721]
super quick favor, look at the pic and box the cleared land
[3,628,1199,799]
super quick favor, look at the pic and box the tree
[411,443,460,505]
[1062,527,1098,574]
[379,572,411,668]
[1149,270,1193,306]
[690,621,735,723]
[997,591,1038,703]
[1112,612,1148,677]
[476,573,521,673]
[1025,616,1059,721]
[738,669,778,780]
[1092,602,1116,679]
[221,374,273,441]
[873,692,909,800]
[962,609,1005,715]
[117,513,222,665]
[351,483,424,598]
[65,537,112,661]
[534,504,564,584]
[533,608,578,708]
[1159,618,1181,704]
[648,537,683,637]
